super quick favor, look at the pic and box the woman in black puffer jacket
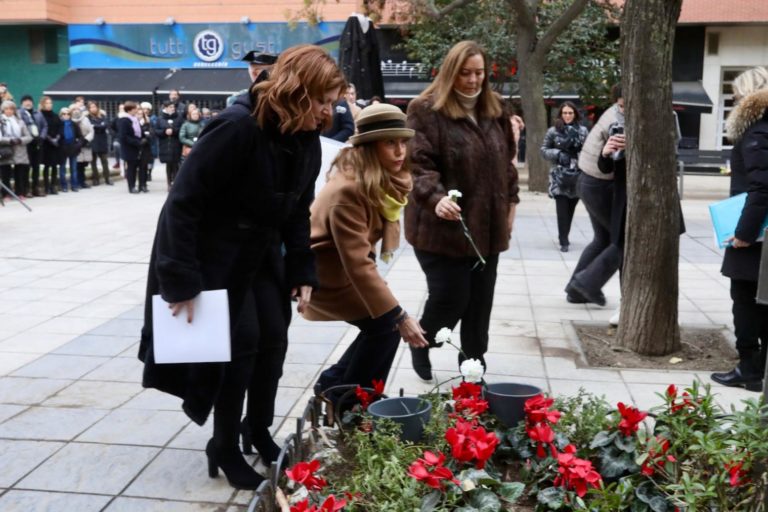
[541,101,588,252]
[711,66,768,393]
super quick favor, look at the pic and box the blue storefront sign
[69,22,345,69]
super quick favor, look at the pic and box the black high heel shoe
[240,419,281,465]
[410,346,433,381]
[205,438,264,490]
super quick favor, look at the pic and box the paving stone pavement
[0,173,758,511]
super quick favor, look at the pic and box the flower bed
[270,379,767,512]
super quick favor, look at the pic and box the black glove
[12,138,21,145]
[140,138,149,147]
[557,151,571,167]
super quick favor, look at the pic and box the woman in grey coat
[541,101,588,252]
[0,100,33,199]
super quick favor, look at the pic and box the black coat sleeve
[282,140,321,290]
[153,118,248,302]
[735,124,768,243]
[118,118,141,148]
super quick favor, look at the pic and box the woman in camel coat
[304,103,428,395]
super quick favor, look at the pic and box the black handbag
[0,145,12,160]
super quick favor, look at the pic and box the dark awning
[155,69,251,95]
[383,80,578,100]
[672,81,713,114]
[43,69,174,97]
[385,79,713,114]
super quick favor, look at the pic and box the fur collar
[726,88,768,142]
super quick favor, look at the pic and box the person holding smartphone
[564,85,625,308]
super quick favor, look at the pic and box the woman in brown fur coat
[404,41,520,381]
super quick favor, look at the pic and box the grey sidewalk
[0,175,756,511]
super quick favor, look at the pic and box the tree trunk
[517,47,549,193]
[615,0,682,355]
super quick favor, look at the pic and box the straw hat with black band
[348,103,414,146]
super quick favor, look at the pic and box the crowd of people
[0,86,220,201]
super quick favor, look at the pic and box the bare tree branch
[536,0,590,56]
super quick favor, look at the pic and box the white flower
[460,358,485,383]
[435,327,452,344]
[460,479,476,492]
[447,189,463,202]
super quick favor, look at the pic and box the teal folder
[708,193,768,249]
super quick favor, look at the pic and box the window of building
[717,67,750,150]
[28,28,59,64]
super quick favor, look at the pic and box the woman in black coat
[87,101,112,186]
[138,44,345,490]
[711,67,768,392]
[155,101,182,189]
[39,96,61,195]
[117,102,144,194]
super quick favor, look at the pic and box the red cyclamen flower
[524,394,561,425]
[452,381,482,400]
[355,386,372,410]
[726,461,749,487]
[318,495,347,511]
[554,450,602,497]
[445,418,499,469]
[616,402,647,437]
[290,498,313,512]
[285,460,327,491]
[526,422,557,458]
[371,379,385,396]
[640,436,675,476]
[454,397,489,418]
[408,450,459,490]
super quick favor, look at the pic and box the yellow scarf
[379,173,411,263]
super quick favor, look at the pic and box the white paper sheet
[152,289,231,364]
[317,136,350,195]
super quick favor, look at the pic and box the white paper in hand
[152,289,231,364]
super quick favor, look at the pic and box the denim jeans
[59,154,79,191]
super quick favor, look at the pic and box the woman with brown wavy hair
[139,44,345,490]
[304,103,428,398]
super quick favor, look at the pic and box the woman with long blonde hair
[139,44,345,490]
[305,103,428,397]
[405,40,520,381]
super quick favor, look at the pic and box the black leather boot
[240,418,281,465]
[711,367,763,392]
[565,279,606,307]
[206,438,264,490]
[410,346,433,381]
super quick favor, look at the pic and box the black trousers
[28,145,41,193]
[91,152,110,185]
[166,161,180,187]
[245,271,290,432]
[416,249,499,364]
[316,307,402,392]
[571,174,621,294]
[555,195,579,246]
[731,279,768,377]
[125,159,139,191]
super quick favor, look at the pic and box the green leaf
[599,450,637,479]
[537,486,566,510]
[420,490,442,512]
[460,469,499,488]
[497,482,524,503]
[468,489,502,512]
[635,481,661,504]
[590,430,617,449]
[454,508,480,512]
